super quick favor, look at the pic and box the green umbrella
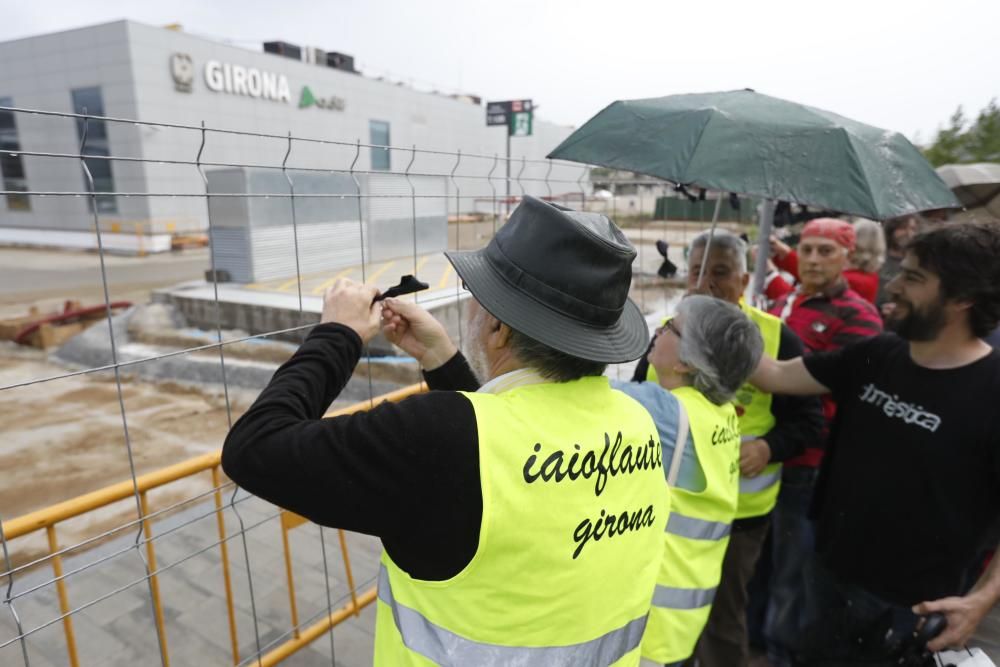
[548,89,959,220]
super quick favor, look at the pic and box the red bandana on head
[800,218,856,251]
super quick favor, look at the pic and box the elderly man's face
[686,245,749,305]
[798,236,849,292]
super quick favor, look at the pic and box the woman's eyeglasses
[662,319,682,339]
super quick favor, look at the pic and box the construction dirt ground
[0,219,698,565]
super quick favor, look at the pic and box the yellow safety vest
[733,303,783,519]
[641,385,740,663]
[645,304,783,519]
[374,376,670,666]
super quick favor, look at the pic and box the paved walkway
[6,486,1000,667]
[0,491,381,667]
[5,220,1000,666]
[5,431,1000,665]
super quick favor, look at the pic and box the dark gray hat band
[485,243,622,326]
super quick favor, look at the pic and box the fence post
[139,492,170,667]
[46,525,79,667]
[211,466,240,664]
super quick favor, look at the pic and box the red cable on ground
[13,301,133,345]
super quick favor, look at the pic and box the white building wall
[0,21,149,233]
[0,20,584,240]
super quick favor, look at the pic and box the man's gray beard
[462,309,491,384]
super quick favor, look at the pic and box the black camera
[883,611,947,666]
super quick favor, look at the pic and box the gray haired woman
[615,295,764,487]
[614,295,764,664]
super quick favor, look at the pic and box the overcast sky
[4,0,997,144]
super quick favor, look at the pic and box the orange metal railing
[1,381,426,666]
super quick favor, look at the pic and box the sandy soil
[0,348,247,563]
[0,219,691,568]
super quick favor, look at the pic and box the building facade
[0,20,581,252]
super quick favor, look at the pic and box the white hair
[675,295,763,405]
[850,218,886,273]
[690,229,748,274]
[462,306,491,384]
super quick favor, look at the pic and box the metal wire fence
[0,105,705,666]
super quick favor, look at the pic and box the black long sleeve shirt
[630,323,824,463]
[223,321,821,581]
[222,323,483,581]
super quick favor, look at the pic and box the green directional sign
[486,99,533,136]
[510,111,533,137]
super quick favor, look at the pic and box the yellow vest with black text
[645,305,783,519]
[640,385,740,663]
[373,376,670,667]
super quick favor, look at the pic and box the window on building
[0,97,29,211]
[369,120,391,171]
[71,87,117,213]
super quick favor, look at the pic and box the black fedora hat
[445,196,649,363]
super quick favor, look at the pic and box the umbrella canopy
[936,163,1000,217]
[548,89,959,220]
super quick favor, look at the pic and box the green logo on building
[299,86,317,108]
[298,86,345,111]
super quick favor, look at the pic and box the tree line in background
[923,98,1000,166]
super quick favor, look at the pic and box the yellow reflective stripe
[651,584,717,610]
[665,512,731,541]
[378,565,647,665]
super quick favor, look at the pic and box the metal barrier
[0,103,689,666]
[0,383,425,667]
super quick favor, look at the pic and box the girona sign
[203,60,291,103]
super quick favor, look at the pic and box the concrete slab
[154,277,473,356]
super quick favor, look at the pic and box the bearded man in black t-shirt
[752,221,1000,665]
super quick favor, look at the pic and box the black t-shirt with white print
[804,333,1000,605]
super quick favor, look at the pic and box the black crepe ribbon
[372,275,430,303]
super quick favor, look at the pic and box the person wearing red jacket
[761,218,883,667]
[765,219,885,305]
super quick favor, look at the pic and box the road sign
[486,99,533,136]
[511,111,532,137]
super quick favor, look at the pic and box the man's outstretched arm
[750,354,830,396]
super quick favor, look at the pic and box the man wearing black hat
[222,196,670,666]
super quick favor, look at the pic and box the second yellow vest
[645,304,783,519]
[640,385,740,663]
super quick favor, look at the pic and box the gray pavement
[6,222,1000,666]
[0,247,212,305]
[5,486,1000,667]
[0,492,380,667]
[0,220,686,309]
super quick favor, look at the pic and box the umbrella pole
[751,199,776,306]
[696,195,724,289]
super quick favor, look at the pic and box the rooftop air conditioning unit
[326,52,357,74]
[263,41,302,60]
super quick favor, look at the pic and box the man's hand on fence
[322,278,381,343]
[381,297,456,370]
